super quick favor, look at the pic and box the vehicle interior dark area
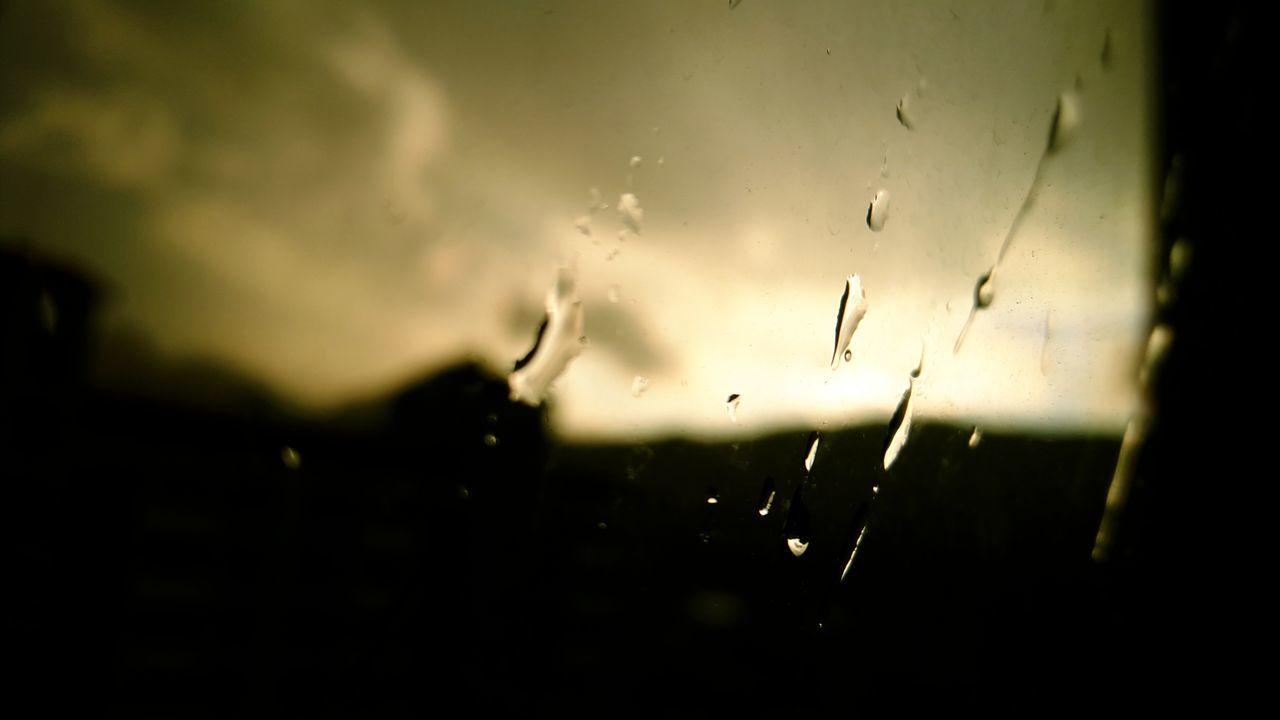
[2,1,1257,714]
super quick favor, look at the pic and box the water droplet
[840,524,869,582]
[617,229,628,242]
[706,487,720,505]
[631,375,650,397]
[486,413,498,424]
[883,380,915,471]
[281,446,301,470]
[1047,90,1082,154]
[573,215,592,235]
[955,268,997,354]
[757,477,776,516]
[1093,415,1148,561]
[726,393,741,423]
[483,433,499,447]
[597,522,608,530]
[803,431,820,473]
[917,76,929,96]
[508,265,586,406]
[896,95,913,129]
[457,485,470,500]
[866,190,890,231]
[608,285,620,303]
[606,248,620,261]
[699,532,712,544]
[784,487,812,556]
[729,0,743,8]
[657,156,665,166]
[629,155,643,169]
[843,349,852,362]
[1139,325,1174,388]
[1101,29,1113,69]
[968,427,982,448]
[618,193,644,234]
[976,271,995,307]
[830,274,870,369]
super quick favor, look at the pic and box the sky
[0,0,1155,440]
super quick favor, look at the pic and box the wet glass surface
[1,0,1250,713]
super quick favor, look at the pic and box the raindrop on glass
[1101,29,1113,69]
[483,433,499,447]
[1139,325,1174,388]
[757,477,776,517]
[840,524,869,582]
[895,95,913,129]
[508,265,586,406]
[968,427,982,448]
[866,190,890,232]
[629,156,643,170]
[573,215,592,235]
[830,274,869,369]
[706,487,720,505]
[618,193,644,234]
[976,269,996,308]
[843,349,852,363]
[1047,90,1082,155]
[726,393,741,423]
[883,380,915,471]
[281,446,301,470]
[729,0,743,8]
[803,431,820,473]
[784,488,812,556]
[631,375,650,397]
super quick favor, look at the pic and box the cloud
[0,0,1151,438]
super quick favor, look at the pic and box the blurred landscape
[1,0,1262,714]
[0,241,1207,713]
